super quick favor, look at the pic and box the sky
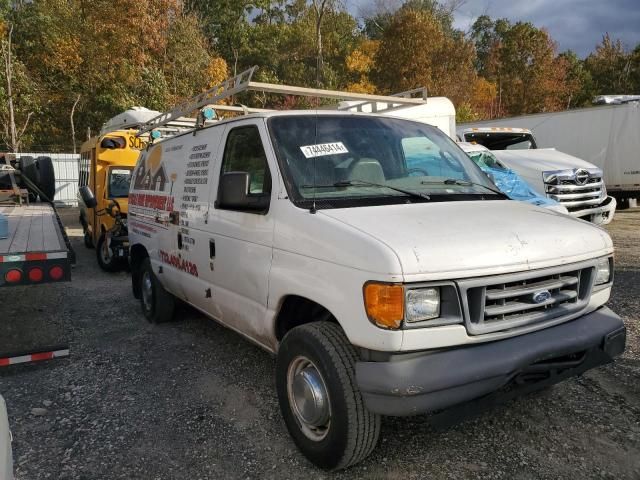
[347,0,640,58]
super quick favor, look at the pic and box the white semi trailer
[461,100,640,208]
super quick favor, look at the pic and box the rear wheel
[96,233,122,272]
[276,322,381,470]
[139,257,175,323]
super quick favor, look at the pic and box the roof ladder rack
[137,66,259,136]
[337,87,428,114]
[137,66,429,137]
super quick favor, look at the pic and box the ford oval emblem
[532,290,552,304]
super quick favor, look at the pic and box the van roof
[147,109,443,145]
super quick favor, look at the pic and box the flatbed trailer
[0,202,73,287]
[1,152,73,287]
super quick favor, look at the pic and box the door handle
[209,239,216,258]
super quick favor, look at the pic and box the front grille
[460,263,595,335]
[544,170,605,213]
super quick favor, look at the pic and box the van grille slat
[485,276,579,300]
[484,290,578,317]
[459,264,595,336]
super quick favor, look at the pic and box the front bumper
[356,306,625,416]
[571,195,616,225]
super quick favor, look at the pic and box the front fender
[267,249,404,352]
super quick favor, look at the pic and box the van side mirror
[79,185,98,209]
[217,172,269,212]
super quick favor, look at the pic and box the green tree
[372,8,476,107]
[585,34,633,94]
[557,50,594,108]
[0,18,39,151]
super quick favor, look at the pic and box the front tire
[276,322,381,470]
[84,231,94,249]
[96,233,122,272]
[139,257,175,323]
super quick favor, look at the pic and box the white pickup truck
[127,108,626,469]
[460,127,617,225]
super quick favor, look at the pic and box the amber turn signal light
[363,282,404,329]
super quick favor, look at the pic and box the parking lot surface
[1,208,639,479]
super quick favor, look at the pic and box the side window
[220,126,271,195]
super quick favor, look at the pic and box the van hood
[319,200,612,279]
[493,149,598,172]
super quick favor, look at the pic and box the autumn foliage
[1,1,638,150]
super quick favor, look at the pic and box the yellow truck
[78,108,153,271]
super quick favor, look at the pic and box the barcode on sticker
[300,142,349,159]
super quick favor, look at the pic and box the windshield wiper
[302,179,431,201]
[421,178,508,198]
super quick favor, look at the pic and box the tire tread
[292,322,380,470]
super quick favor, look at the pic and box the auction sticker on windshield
[300,142,349,158]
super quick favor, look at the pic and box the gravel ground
[1,207,639,479]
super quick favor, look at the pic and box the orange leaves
[346,40,379,75]
[470,77,498,119]
[373,9,476,107]
[205,57,229,90]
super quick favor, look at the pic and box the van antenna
[310,36,322,215]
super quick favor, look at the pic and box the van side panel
[201,120,276,346]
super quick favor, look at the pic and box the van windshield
[268,115,499,208]
[108,167,133,198]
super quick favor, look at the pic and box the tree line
[1,0,638,152]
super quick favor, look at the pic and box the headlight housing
[595,257,612,285]
[364,282,462,329]
[542,169,572,185]
[406,288,440,322]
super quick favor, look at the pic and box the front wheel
[139,257,175,323]
[276,322,381,470]
[96,233,122,272]
[83,231,94,249]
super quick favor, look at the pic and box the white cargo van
[127,70,626,470]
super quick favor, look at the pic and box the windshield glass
[466,150,507,170]
[108,167,133,198]
[268,115,498,208]
[464,132,536,150]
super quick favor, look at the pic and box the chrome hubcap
[142,272,153,311]
[287,356,331,441]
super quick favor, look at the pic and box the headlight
[595,257,612,285]
[364,282,461,329]
[406,288,440,322]
[542,170,571,184]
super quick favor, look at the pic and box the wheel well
[275,295,338,341]
[130,244,149,299]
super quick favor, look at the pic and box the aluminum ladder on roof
[136,66,429,137]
